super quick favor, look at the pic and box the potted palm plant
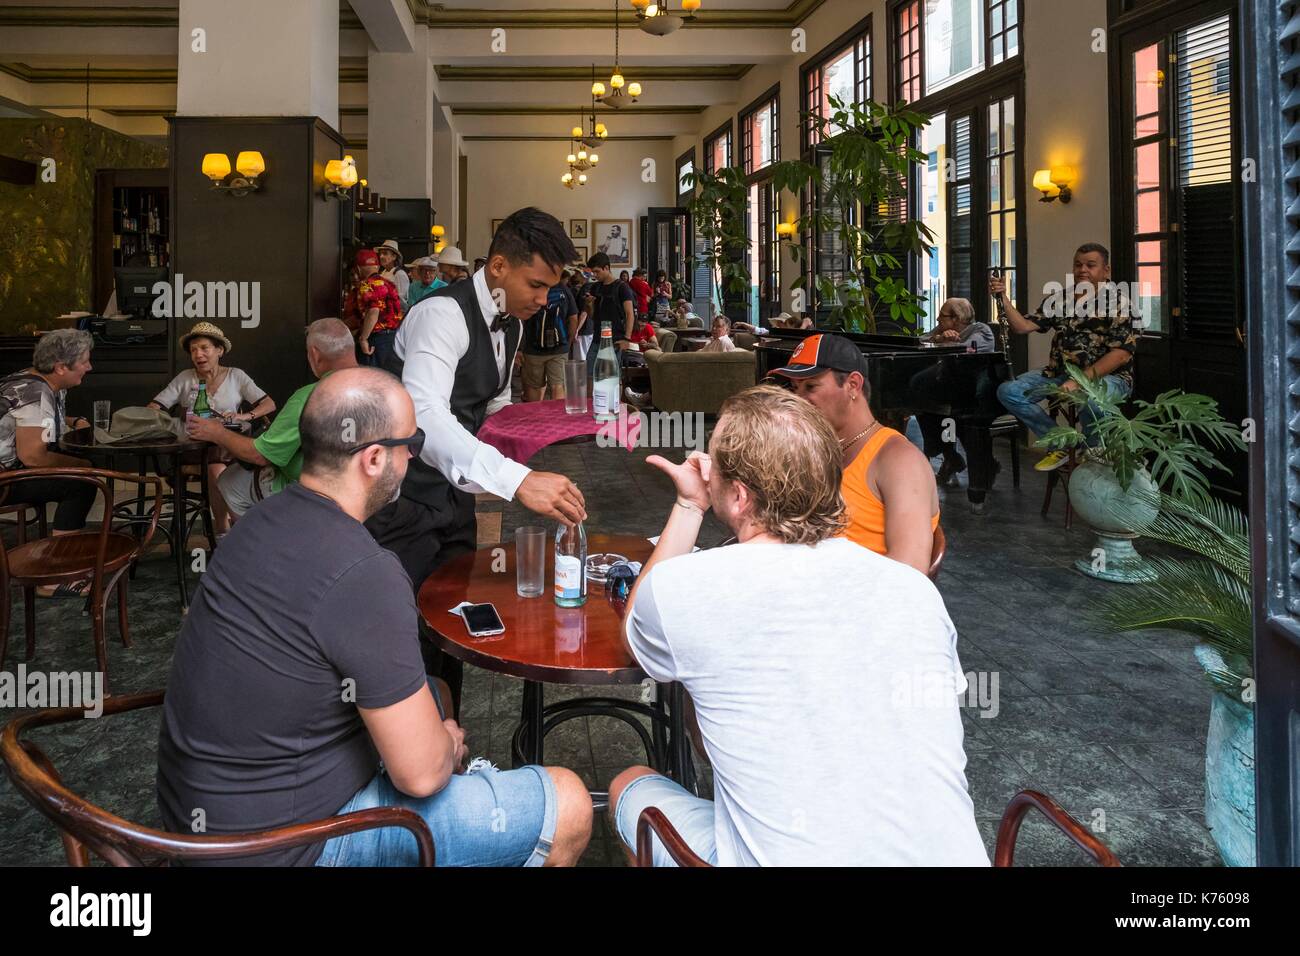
[1093,492,1255,865]
[1036,364,1246,582]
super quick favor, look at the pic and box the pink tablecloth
[476,399,603,462]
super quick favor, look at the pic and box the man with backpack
[521,274,580,402]
[583,252,636,386]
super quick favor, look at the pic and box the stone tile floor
[0,434,1222,867]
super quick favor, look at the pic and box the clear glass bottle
[554,521,588,607]
[592,322,620,422]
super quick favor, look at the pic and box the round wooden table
[417,533,696,808]
[59,429,213,610]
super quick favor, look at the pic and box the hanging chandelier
[593,1,642,108]
[576,72,611,148]
[632,0,701,37]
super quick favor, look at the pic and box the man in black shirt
[156,368,592,866]
[584,252,635,383]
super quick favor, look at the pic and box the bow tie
[490,313,510,333]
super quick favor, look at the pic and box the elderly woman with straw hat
[149,321,276,534]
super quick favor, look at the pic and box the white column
[366,51,434,199]
[431,125,460,242]
[176,0,339,128]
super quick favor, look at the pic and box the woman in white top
[700,315,738,353]
[375,239,410,300]
[149,322,275,533]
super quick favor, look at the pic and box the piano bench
[983,414,1022,490]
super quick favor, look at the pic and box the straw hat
[411,256,439,269]
[437,246,469,269]
[179,321,232,354]
[374,239,402,257]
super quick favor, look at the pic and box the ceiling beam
[347,0,417,53]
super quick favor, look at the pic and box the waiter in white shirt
[365,208,587,710]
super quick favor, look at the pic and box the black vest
[388,277,520,509]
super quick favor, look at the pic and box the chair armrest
[635,807,711,867]
[994,789,1121,866]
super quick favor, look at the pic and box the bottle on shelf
[592,322,620,422]
[554,520,588,608]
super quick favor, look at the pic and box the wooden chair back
[0,467,164,584]
[0,691,435,867]
[634,788,1120,867]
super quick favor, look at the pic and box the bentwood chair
[633,788,1121,867]
[1040,403,1080,529]
[0,468,163,692]
[0,502,48,546]
[0,690,436,867]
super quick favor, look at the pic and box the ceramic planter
[1066,460,1159,582]
[1195,645,1257,866]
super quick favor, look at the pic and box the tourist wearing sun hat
[148,321,276,534]
[406,255,446,310]
[436,246,470,285]
[374,239,410,300]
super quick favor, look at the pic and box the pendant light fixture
[595,1,642,108]
[633,0,701,37]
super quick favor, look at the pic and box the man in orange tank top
[771,334,940,574]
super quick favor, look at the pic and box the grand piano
[752,328,1013,510]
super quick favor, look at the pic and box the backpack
[590,281,628,340]
[527,286,571,351]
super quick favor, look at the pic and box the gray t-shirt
[156,482,428,865]
[626,536,988,866]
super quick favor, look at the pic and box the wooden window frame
[800,13,873,154]
[739,84,781,176]
[703,118,734,175]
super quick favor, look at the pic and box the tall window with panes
[1123,13,1236,340]
[890,0,1024,332]
[742,90,781,322]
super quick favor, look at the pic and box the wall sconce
[776,221,797,242]
[1033,166,1075,204]
[431,224,445,239]
[202,151,265,196]
[323,155,358,199]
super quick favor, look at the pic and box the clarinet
[992,270,1013,374]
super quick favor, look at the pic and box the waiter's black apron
[365,279,520,589]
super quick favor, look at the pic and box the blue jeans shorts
[613,772,718,867]
[315,761,558,867]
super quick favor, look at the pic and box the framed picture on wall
[570,219,587,239]
[491,218,504,235]
[571,245,588,265]
[592,219,633,267]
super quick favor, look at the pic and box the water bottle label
[593,383,617,415]
[554,555,583,599]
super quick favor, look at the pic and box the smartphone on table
[462,603,505,638]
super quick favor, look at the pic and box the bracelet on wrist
[675,498,704,516]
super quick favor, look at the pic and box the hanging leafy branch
[683,96,934,333]
[681,165,750,315]
[770,96,935,333]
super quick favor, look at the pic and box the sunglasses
[605,561,642,601]
[345,427,425,457]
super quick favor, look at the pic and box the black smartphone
[462,602,505,637]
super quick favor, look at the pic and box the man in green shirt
[189,318,358,523]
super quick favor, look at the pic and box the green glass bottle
[192,382,213,419]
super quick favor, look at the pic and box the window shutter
[1176,14,1239,341]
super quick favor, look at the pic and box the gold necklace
[840,420,881,448]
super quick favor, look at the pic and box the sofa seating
[645,348,757,415]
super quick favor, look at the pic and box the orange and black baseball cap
[769,333,867,380]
